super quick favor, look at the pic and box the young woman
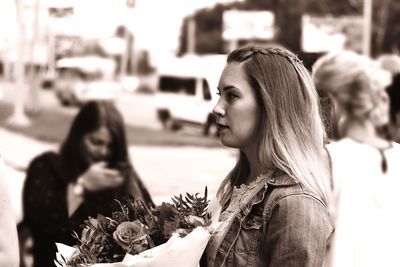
[202,46,333,266]
[313,51,400,267]
[22,101,154,267]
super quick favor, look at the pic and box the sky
[72,0,241,65]
[133,0,237,53]
[100,0,240,62]
[0,0,239,63]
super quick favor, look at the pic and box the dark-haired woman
[22,101,154,267]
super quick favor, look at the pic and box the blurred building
[0,0,135,78]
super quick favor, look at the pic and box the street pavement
[0,127,237,224]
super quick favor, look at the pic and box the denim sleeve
[264,194,333,267]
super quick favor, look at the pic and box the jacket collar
[245,170,297,208]
[237,170,298,219]
[266,169,298,187]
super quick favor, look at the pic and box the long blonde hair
[218,46,330,206]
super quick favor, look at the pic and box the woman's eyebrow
[217,85,236,93]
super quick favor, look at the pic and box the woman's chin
[219,136,238,148]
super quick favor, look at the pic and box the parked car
[54,56,121,106]
[154,55,226,135]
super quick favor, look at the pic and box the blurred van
[155,55,226,135]
[54,56,121,106]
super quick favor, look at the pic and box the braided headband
[230,46,303,66]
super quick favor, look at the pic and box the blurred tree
[274,0,304,52]
[178,4,227,55]
[378,0,400,54]
[178,0,306,54]
[178,0,400,56]
[304,0,360,15]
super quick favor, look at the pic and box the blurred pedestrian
[21,101,154,267]
[0,154,20,267]
[202,45,333,266]
[377,54,400,132]
[313,50,400,266]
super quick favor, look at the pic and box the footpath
[0,127,237,223]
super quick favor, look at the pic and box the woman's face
[370,89,390,127]
[82,126,112,165]
[213,62,261,150]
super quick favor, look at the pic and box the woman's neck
[345,119,390,149]
[242,148,273,184]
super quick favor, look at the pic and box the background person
[377,54,400,136]
[21,101,154,267]
[202,45,333,267]
[313,51,400,267]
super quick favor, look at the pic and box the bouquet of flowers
[55,187,220,267]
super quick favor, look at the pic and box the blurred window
[202,79,211,100]
[159,76,196,95]
[58,68,83,81]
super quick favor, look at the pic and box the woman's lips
[217,123,229,131]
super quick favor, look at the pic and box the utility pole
[119,26,129,78]
[363,0,372,56]
[187,16,196,54]
[26,0,41,114]
[8,0,30,126]
[119,0,135,77]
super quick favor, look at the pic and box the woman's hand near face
[79,162,124,192]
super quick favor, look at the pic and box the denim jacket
[203,171,334,267]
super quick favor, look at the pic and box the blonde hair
[218,46,330,206]
[313,51,391,121]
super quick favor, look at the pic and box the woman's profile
[202,45,333,266]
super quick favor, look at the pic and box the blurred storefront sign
[222,10,275,41]
[302,15,363,53]
[54,35,83,58]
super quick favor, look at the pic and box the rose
[113,220,150,255]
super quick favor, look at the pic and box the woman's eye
[90,138,103,146]
[227,93,238,102]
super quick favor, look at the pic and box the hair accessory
[252,47,303,65]
[229,46,303,66]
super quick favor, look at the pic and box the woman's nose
[98,145,110,158]
[213,100,225,117]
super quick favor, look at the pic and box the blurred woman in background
[203,45,333,266]
[313,51,400,266]
[21,101,154,267]
[377,54,400,136]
